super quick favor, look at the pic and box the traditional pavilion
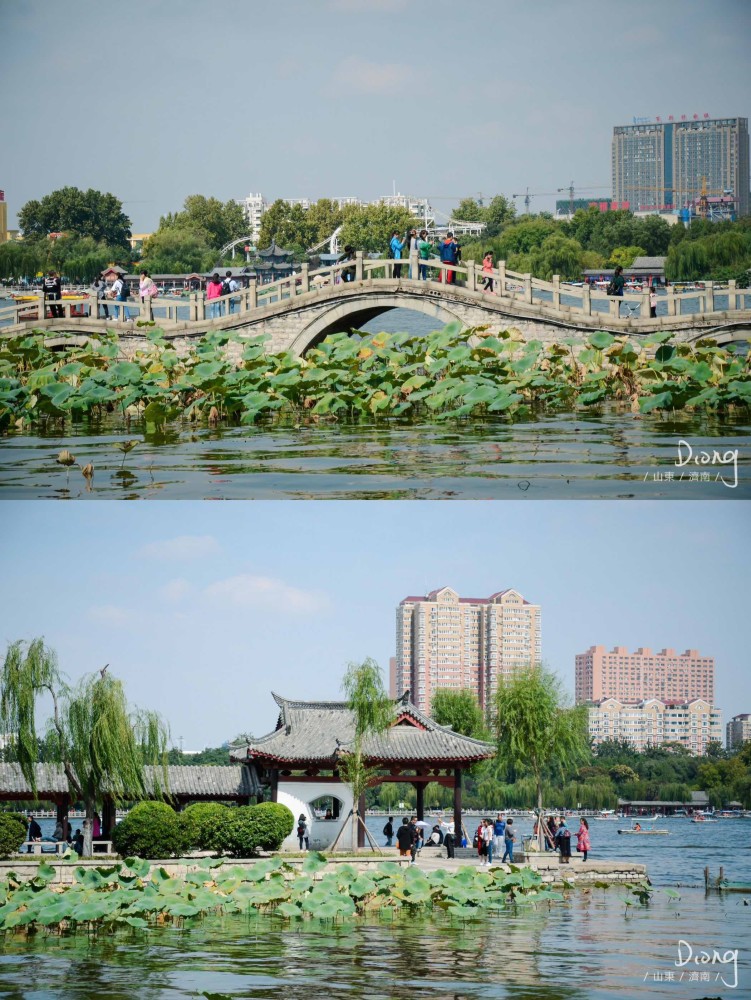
[250,240,297,284]
[230,691,495,851]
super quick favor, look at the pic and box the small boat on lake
[617,821,669,836]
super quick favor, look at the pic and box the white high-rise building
[242,193,267,243]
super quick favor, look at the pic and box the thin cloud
[203,575,330,614]
[137,535,220,561]
[331,55,415,96]
[87,605,134,627]
[159,579,193,604]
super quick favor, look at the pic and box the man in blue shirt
[390,230,407,279]
[493,813,506,858]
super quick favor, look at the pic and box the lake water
[3,813,749,998]
[1,309,748,499]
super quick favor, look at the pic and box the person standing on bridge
[44,269,63,319]
[223,271,240,313]
[206,272,223,319]
[390,230,407,279]
[408,228,419,278]
[482,250,494,292]
[440,232,460,285]
[139,270,158,321]
[418,230,431,280]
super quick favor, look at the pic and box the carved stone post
[581,283,591,316]
[552,274,561,311]
[523,274,533,304]
[727,279,737,311]
[703,279,714,314]
[497,260,506,296]
[466,260,476,292]
[300,263,309,294]
[355,250,364,282]
[248,278,257,309]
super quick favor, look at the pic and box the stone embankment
[0,853,647,888]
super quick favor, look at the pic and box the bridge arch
[287,291,464,355]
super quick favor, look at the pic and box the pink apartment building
[575,645,715,705]
[394,586,541,714]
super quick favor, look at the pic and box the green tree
[607,245,647,268]
[529,234,585,280]
[141,228,215,274]
[0,638,169,857]
[493,666,590,846]
[337,657,392,850]
[339,203,415,255]
[483,195,516,237]
[18,187,131,248]
[257,200,315,252]
[453,198,485,222]
[306,199,345,248]
[431,688,490,740]
[157,195,248,253]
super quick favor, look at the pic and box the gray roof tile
[231,693,495,765]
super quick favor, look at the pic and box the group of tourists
[24,812,101,855]
[387,229,462,282]
[206,271,241,318]
[533,814,591,862]
[476,814,516,865]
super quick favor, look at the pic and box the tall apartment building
[242,193,267,243]
[575,646,714,705]
[612,117,749,216]
[588,698,722,754]
[726,714,751,750]
[394,586,541,714]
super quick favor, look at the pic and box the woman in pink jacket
[576,817,591,861]
[206,272,223,319]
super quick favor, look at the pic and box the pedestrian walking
[493,813,506,858]
[481,818,494,866]
[296,813,309,850]
[649,283,658,318]
[383,816,394,848]
[502,818,516,863]
[396,817,413,858]
[482,250,494,292]
[576,817,590,862]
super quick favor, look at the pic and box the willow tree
[0,639,169,857]
[493,666,590,848]
[334,657,393,851]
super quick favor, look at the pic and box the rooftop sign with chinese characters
[632,114,711,125]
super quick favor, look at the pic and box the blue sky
[2,0,749,231]
[0,502,747,748]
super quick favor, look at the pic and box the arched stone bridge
[2,254,749,356]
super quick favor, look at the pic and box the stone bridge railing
[1,252,749,333]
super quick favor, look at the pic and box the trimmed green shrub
[112,801,185,859]
[180,802,231,852]
[0,813,27,859]
[216,802,294,857]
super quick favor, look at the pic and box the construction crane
[512,184,610,214]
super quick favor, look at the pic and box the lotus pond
[0,856,746,998]
[0,323,749,499]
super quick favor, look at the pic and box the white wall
[277,781,355,851]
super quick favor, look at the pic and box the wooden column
[453,767,462,843]
[357,792,366,848]
[415,782,424,821]
[269,769,279,802]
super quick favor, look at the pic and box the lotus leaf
[124,857,151,878]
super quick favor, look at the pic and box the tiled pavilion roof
[0,763,260,800]
[230,692,495,767]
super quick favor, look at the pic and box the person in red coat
[576,817,591,861]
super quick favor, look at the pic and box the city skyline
[0,502,747,749]
[2,0,749,233]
